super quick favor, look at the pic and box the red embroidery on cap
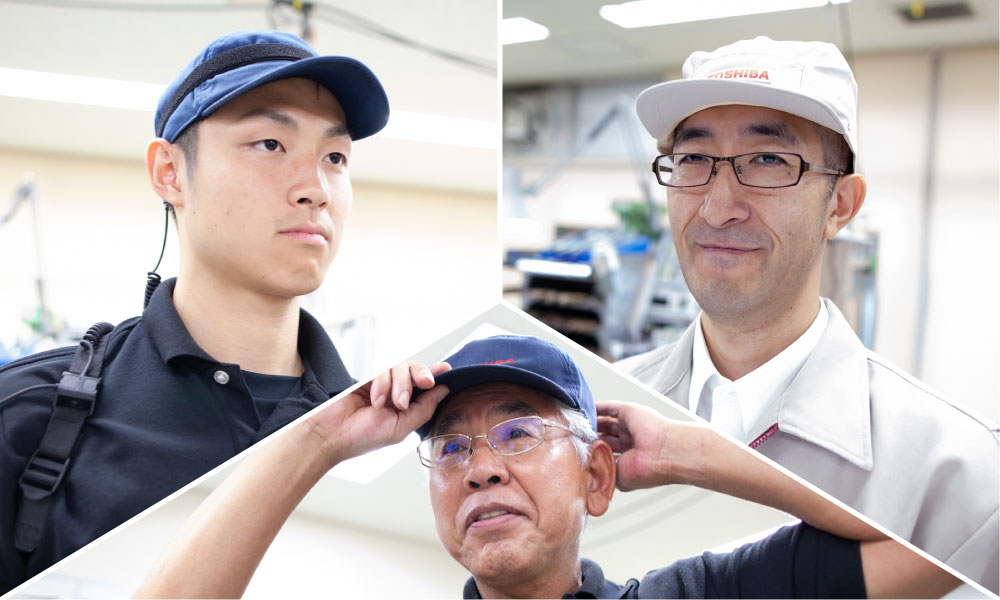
[706,69,769,81]
[479,358,515,365]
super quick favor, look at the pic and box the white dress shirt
[688,301,829,442]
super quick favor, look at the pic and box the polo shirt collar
[143,278,216,365]
[462,559,631,599]
[143,278,351,393]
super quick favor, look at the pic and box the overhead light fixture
[0,67,497,149]
[383,110,497,149]
[599,0,850,28]
[0,66,162,112]
[503,17,550,45]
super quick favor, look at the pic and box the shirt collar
[461,560,631,599]
[143,277,352,394]
[689,301,829,439]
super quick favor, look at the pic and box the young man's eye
[325,152,347,166]
[253,139,284,152]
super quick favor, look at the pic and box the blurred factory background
[502,0,999,424]
[0,0,498,379]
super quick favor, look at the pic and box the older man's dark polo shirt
[0,278,353,592]
[462,523,866,598]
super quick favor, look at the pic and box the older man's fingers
[399,384,450,432]
[406,361,432,390]
[390,362,412,410]
[369,370,392,409]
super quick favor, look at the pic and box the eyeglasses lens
[487,416,545,455]
[658,152,803,188]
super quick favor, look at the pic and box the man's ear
[585,439,616,518]
[824,174,866,240]
[146,138,186,209]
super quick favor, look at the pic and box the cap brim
[203,55,389,140]
[636,78,847,149]
[415,364,580,438]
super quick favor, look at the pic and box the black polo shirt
[0,278,353,593]
[462,523,866,598]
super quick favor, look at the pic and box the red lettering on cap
[478,358,515,366]
[705,68,768,82]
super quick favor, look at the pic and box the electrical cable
[0,0,496,75]
[144,202,169,309]
[311,3,495,75]
[0,384,59,409]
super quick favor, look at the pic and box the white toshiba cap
[635,37,858,169]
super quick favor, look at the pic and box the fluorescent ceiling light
[503,17,550,45]
[382,110,497,149]
[599,0,848,28]
[0,67,496,149]
[325,432,420,485]
[0,66,163,112]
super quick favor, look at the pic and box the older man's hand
[304,360,451,468]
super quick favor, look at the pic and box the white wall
[504,45,1000,422]
[0,149,498,380]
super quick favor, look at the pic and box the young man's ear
[824,174,866,240]
[585,439,617,517]
[146,138,186,209]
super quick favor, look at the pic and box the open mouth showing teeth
[475,510,509,522]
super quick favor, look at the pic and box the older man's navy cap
[155,30,389,142]
[416,335,597,439]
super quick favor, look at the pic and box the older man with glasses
[618,37,998,591]
[137,335,957,599]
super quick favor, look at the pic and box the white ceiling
[0,0,498,193]
[503,0,1000,86]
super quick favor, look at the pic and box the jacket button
[213,370,230,385]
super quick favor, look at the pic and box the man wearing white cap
[619,37,998,592]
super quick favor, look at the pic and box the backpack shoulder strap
[14,322,115,553]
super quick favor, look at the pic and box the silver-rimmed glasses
[652,152,844,188]
[417,415,578,469]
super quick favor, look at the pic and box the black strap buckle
[56,371,99,415]
[18,451,71,501]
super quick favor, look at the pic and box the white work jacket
[618,299,1000,593]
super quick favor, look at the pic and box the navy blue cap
[155,30,389,142]
[416,335,597,439]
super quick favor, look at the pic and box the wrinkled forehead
[431,382,561,435]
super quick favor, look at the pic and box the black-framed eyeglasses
[652,152,844,189]
[417,415,578,469]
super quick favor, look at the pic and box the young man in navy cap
[0,30,441,592]
[136,335,957,598]
[619,37,998,591]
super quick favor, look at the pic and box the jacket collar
[655,299,873,469]
[772,299,873,470]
